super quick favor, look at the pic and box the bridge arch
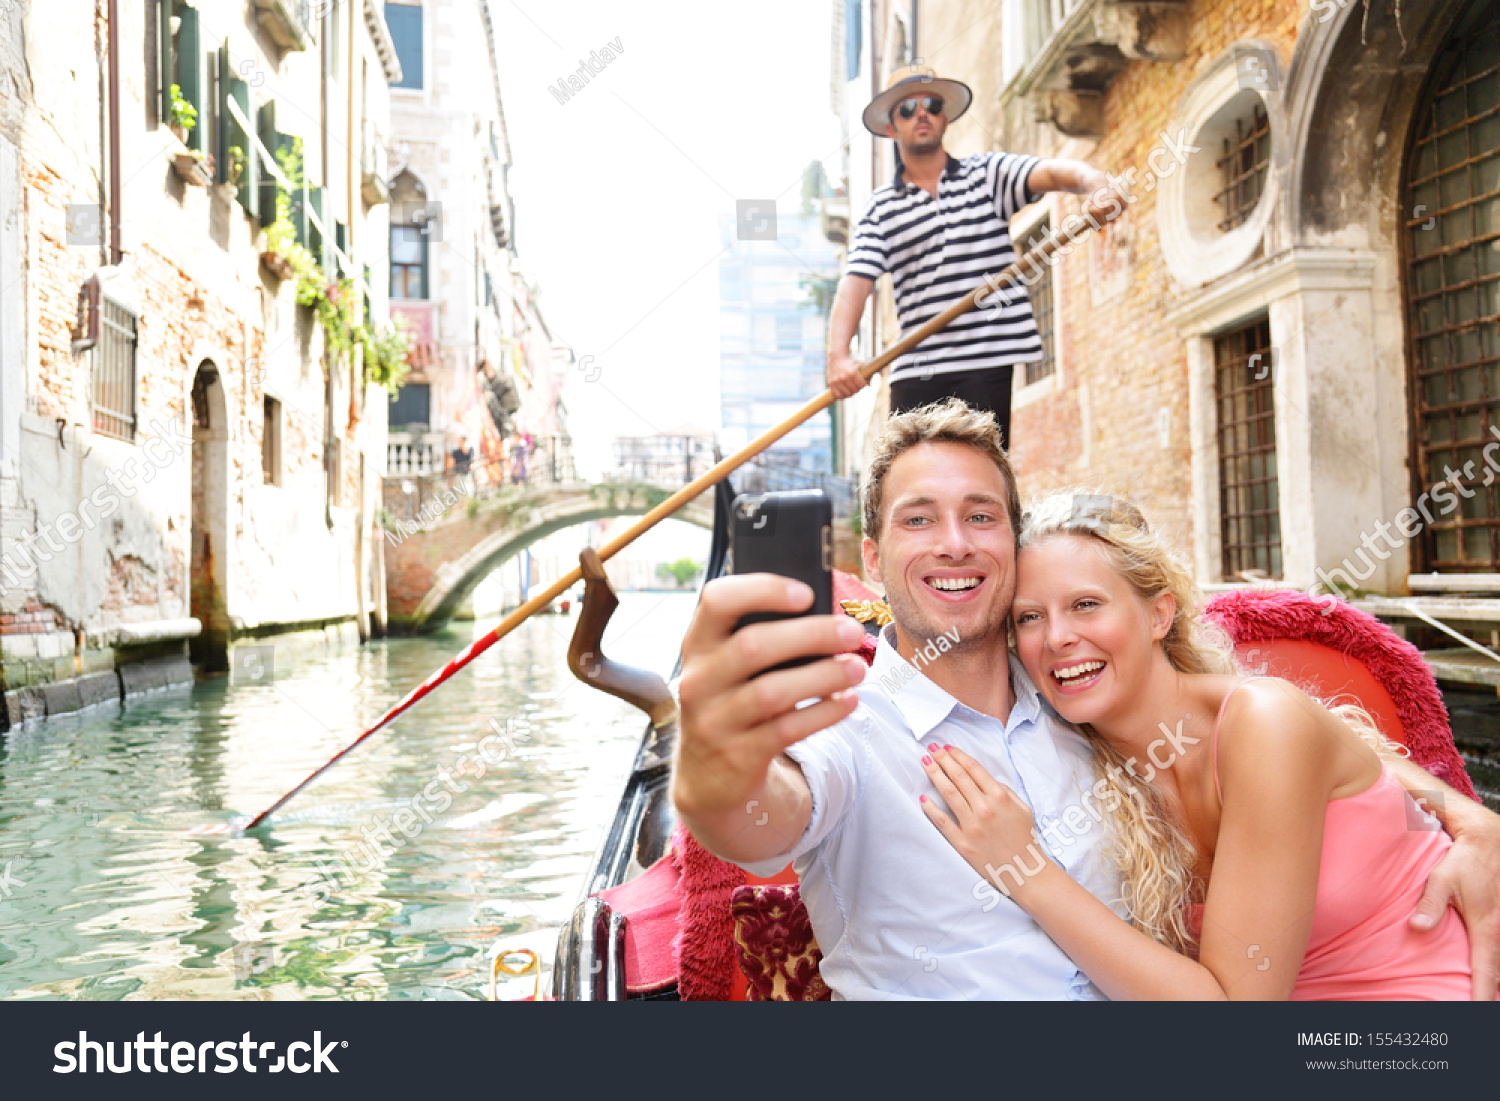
[385,482,713,633]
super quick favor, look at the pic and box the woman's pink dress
[1206,679,1472,1000]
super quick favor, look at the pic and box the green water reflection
[0,592,696,1001]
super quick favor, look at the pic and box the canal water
[0,591,698,1001]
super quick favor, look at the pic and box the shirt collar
[892,153,963,192]
[870,624,1041,740]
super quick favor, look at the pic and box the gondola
[548,477,883,1000]
[544,477,1486,1001]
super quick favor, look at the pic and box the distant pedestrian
[449,436,473,476]
[510,435,530,485]
[826,65,1123,447]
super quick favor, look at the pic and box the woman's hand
[918,744,1048,895]
[921,749,1230,1000]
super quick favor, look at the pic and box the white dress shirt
[740,625,1124,1000]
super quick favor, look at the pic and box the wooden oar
[237,215,1092,830]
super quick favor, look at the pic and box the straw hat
[862,65,973,137]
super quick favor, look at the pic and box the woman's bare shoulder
[1213,676,1367,785]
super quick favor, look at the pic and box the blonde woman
[919,489,1474,999]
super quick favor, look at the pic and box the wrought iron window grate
[1214,102,1270,233]
[1216,316,1282,580]
[1404,11,1500,571]
[92,296,138,441]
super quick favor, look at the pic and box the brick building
[380,0,570,495]
[830,0,1500,622]
[0,0,404,726]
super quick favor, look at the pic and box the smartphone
[730,489,834,674]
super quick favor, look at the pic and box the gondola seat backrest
[1203,588,1477,799]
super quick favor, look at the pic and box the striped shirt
[846,152,1043,382]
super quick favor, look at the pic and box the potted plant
[167,84,196,143]
[226,145,246,188]
[172,149,215,186]
[260,141,304,281]
[260,217,296,281]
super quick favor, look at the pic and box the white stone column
[1169,248,1388,592]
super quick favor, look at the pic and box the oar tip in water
[184,814,258,838]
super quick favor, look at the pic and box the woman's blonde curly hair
[1018,488,1397,955]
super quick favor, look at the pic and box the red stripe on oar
[235,217,1099,832]
[239,573,579,830]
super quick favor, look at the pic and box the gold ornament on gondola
[840,599,893,627]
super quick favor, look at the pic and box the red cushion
[1205,589,1476,799]
[1230,639,1408,746]
[596,855,684,994]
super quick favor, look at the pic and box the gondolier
[826,66,1120,447]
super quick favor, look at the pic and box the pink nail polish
[928,743,939,752]
[919,794,927,803]
[944,744,954,751]
[921,755,932,766]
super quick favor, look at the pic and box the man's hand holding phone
[672,575,866,863]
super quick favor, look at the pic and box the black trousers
[888,365,1014,450]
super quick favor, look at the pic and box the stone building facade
[381,0,569,497]
[0,0,403,727]
[832,0,1500,611]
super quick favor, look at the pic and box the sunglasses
[896,95,944,121]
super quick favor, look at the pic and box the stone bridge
[382,480,714,633]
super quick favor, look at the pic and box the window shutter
[257,101,278,227]
[158,0,174,124]
[176,5,203,152]
[216,42,229,184]
[290,171,308,248]
[225,72,258,217]
[309,186,329,270]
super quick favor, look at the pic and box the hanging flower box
[260,250,295,281]
[173,151,214,187]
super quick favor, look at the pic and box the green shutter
[226,75,257,217]
[176,5,202,153]
[216,43,229,184]
[309,186,329,271]
[290,172,308,247]
[257,102,278,227]
[158,0,174,125]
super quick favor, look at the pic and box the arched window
[390,170,428,300]
[1403,0,1500,571]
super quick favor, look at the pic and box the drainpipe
[108,0,121,265]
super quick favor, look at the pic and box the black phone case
[730,490,834,673]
